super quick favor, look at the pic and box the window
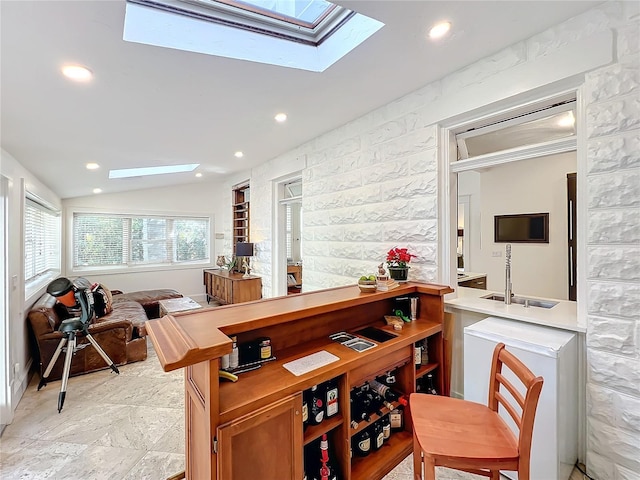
[24,197,61,284]
[124,0,383,72]
[72,212,210,270]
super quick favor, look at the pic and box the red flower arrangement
[386,247,416,268]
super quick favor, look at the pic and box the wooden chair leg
[491,471,500,480]
[423,454,436,480]
[413,431,422,480]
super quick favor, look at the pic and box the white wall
[62,177,246,302]
[1,148,61,428]
[472,152,577,299]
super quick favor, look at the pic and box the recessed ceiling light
[61,65,93,81]
[274,113,287,123]
[93,188,102,194]
[195,173,203,178]
[429,21,451,39]
[86,162,100,170]
[109,164,200,179]
[234,151,244,158]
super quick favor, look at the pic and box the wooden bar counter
[146,282,453,480]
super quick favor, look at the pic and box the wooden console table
[146,282,452,480]
[203,269,262,305]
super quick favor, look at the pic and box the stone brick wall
[583,8,640,479]
[247,2,639,475]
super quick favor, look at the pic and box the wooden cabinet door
[217,394,303,480]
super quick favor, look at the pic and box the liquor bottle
[390,396,408,433]
[352,428,371,457]
[309,385,325,425]
[324,379,339,418]
[372,420,384,451]
[319,433,339,480]
[229,336,239,370]
[381,414,391,441]
[414,342,422,369]
[424,373,438,395]
[421,338,429,365]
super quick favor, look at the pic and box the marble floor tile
[0,439,89,479]
[122,451,185,480]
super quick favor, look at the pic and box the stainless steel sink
[482,293,558,309]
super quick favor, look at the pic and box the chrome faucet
[505,244,512,305]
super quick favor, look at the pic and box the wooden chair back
[488,343,544,479]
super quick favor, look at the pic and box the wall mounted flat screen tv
[494,213,549,243]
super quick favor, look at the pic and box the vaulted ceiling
[1,1,599,199]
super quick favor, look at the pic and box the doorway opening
[275,176,302,296]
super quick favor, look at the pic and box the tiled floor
[1,340,587,480]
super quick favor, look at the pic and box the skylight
[124,0,384,72]
[109,164,200,179]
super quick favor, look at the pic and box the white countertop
[445,286,583,333]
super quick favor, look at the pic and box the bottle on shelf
[319,433,339,480]
[350,389,371,423]
[414,342,422,369]
[229,336,239,370]
[309,384,325,425]
[381,370,396,386]
[352,427,371,457]
[381,414,391,441]
[372,420,384,451]
[421,338,429,365]
[324,378,339,419]
[369,379,400,402]
[389,396,408,433]
[424,373,438,395]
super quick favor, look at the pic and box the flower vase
[388,267,409,282]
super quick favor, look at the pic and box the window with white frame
[24,197,61,284]
[72,212,210,270]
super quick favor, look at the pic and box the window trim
[67,207,214,275]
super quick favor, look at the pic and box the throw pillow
[93,284,113,318]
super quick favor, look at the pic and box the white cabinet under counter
[445,287,586,466]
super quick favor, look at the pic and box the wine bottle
[352,428,371,457]
[324,379,339,418]
[350,390,370,423]
[372,420,384,450]
[421,338,429,365]
[369,379,399,402]
[309,385,325,425]
[414,342,421,369]
[381,414,391,441]
[424,373,438,395]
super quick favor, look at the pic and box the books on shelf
[376,278,399,291]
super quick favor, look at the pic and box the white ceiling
[1,1,599,199]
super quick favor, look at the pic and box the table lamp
[236,242,254,278]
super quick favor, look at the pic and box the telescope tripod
[37,318,119,412]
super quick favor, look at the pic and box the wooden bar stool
[410,342,543,480]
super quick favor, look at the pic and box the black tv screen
[494,213,549,243]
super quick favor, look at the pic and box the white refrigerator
[464,317,577,480]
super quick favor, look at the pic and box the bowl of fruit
[358,275,378,293]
